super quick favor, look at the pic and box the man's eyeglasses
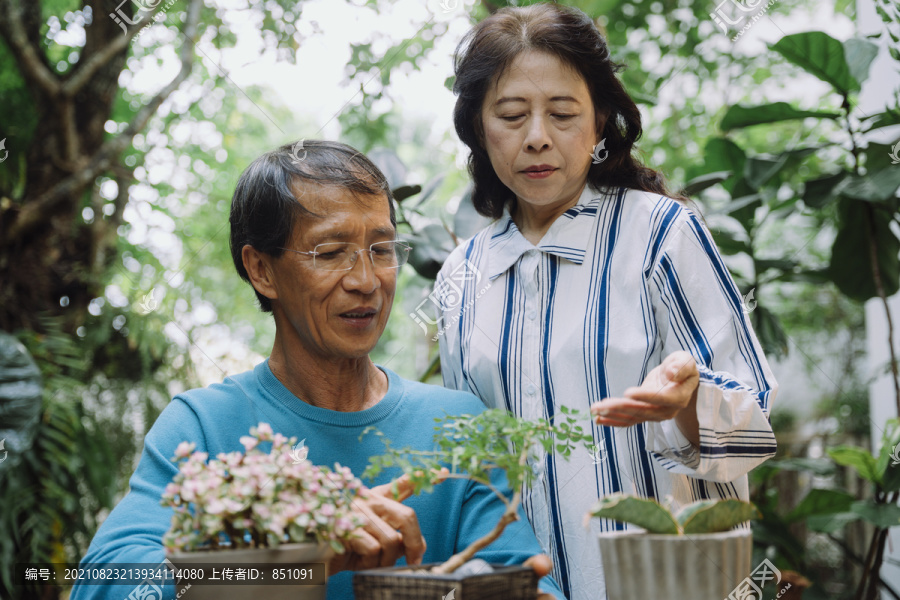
[279,241,412,272]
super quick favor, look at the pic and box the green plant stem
[418,352,441,383]
[430,502,520,574]
[430,440,529,574]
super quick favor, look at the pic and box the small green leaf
[392,184,422,203]
[720,103,840,130]
[827,444,881,484]
[679,500,760,534]
[710,227,752,256]
[588,494,679,534]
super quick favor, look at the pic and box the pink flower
[239,436,258,451]
[174,441,195,459]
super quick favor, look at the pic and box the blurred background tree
[0,0,897,599]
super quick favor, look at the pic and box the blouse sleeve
[643,207,778,482]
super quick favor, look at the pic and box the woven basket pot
[598,529,753,600]
[353,563,539,600]
[167,542,334,600]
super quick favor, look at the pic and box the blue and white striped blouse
[435,185,778,600]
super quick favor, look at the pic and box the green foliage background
[1,0,899,598]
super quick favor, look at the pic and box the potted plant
[161,423,364,600]
[352,407,592,600]
[587,493,760,600]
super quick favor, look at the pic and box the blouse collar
[486,185,611,280]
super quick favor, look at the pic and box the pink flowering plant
[161,423,364,554]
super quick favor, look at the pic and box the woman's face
[480,50,603,216]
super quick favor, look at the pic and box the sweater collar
[255,360,404,427]
[486,185,611,280]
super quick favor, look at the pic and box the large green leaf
[406,223,455,280]
[720,103,840,130]
[829,197,900,301]
[843,38,880,87]
[453,186,492,241]
[787,488,855,522]
[770,32,859,94]
[802,172,847,209]
[836,168,900,204]
[588,494,679,534]
[827,444,880,484]
[850,500,900,528]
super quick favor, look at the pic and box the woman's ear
[242,245,278,303]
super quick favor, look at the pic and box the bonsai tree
[362,406,593,574]
[161,423,364,553]
[587,492,760,535]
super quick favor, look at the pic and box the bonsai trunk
[431,504,519,574]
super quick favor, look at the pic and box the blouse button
[526,384,537,395]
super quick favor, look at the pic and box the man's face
[268,184,397,362]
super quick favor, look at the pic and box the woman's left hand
[590,351,700,439]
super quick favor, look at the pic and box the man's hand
[328,471,447,574]
[590,351,700,445]
[523,554,556,599]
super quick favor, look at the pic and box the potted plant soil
[587,493,760,600]
[353,407,592,600]
[161,423,364,600]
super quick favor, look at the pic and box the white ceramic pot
[598,528,753,600]
[167,542,334,600]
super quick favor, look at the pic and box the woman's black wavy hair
[453,2,687,218]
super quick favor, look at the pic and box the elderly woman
[435,4,778,600]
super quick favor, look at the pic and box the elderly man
[71,140,563,600]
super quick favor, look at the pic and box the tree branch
[0,0,61,97]
[3,0,203,245]
[62,2,168,97]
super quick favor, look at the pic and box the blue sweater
[71,362,564,599]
